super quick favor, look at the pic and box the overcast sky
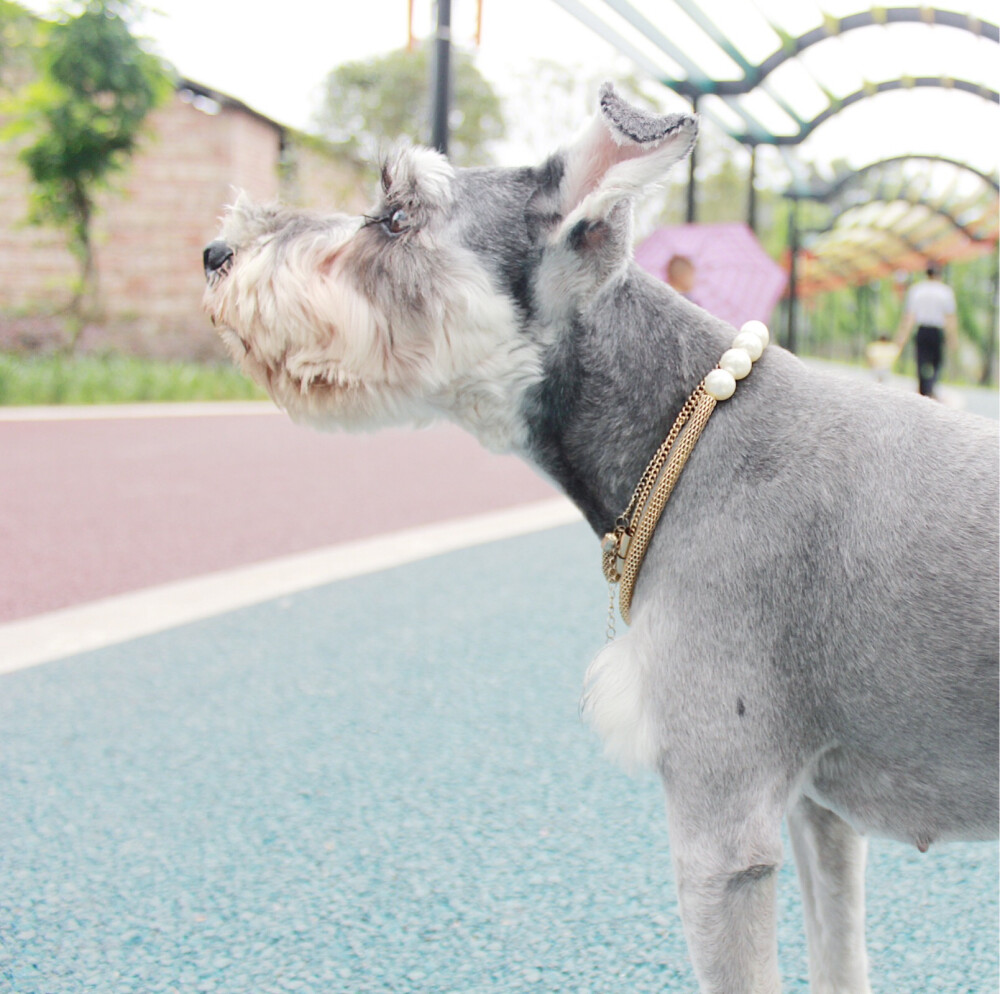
[17,0,1000,178]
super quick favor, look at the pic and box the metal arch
[884,197,996,245]
[549,0,999,305]
[816,216,927,257]
[815,155,1000,201]
[668,7,999,98]
[734,77,1000,146]
[795,233,907,299]
[812,198,994,248]
[795,204,998,298]
[809,196,996,252]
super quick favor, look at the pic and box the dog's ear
[380,144,455,213]
[557,83,697,239]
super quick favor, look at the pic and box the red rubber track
[0,409,559,623]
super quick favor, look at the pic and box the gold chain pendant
[599,321,770,631]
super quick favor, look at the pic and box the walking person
[893,262,958,398]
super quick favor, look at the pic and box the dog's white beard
[210,236,542,449]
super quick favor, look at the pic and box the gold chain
[601,387,703,586]
[618,388,716,623]
[602,381,717,629]
[624,386,706,525]
[601,322,768,634]
[605,582,617,642]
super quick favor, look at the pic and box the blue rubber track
[1,523,996,992]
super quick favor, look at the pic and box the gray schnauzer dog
[204,85,998,993]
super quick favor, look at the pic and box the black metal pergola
[425,1,999,352]
[549,6,994,207]
[543,1,999,349]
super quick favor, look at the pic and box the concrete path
[0,525,996,993]
[0,366,997,993]
[0,408,558,622]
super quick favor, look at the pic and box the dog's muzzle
[203,240,234,281]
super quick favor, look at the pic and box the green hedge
[0,353,266,405]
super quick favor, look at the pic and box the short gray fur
[203,83,998,993]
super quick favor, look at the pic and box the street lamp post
[786,197,799,353]
[430,0,452,156]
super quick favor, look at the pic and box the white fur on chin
[204,154,544,451]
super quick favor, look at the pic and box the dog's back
[646,346,999,844]
[204,82,997,990]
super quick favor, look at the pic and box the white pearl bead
[704,368,737,401]
[740,319,770,350]
[732,330,764,362]
[719,347,753,380]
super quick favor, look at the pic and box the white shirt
[905,280,955,329]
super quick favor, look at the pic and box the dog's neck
[522,268,732,535]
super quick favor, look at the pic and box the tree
[0,1,40,90]
[313,44,505,172]
[4,0,172,345]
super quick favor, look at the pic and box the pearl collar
[601,320,771,633]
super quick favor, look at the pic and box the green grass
[0,353,266,405]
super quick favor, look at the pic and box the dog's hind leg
[667,797,784,994]
[787,795,871,994]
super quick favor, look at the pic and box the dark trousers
[915,324,944,397]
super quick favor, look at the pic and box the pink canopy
[634,222,787,329]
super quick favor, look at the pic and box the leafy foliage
[313,43,505,171]
[0,1,41,89]
[3,0,173,339]
[0,351,265,405]
[944,253,998,384]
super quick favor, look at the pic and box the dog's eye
[386,209,409,235]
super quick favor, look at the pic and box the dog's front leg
[787,795,871,994]
[666,791,784,994]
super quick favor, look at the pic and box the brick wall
[0,81,369,359]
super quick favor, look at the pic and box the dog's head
[203,84,697,447]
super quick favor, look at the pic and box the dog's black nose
[203,240,234,278]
